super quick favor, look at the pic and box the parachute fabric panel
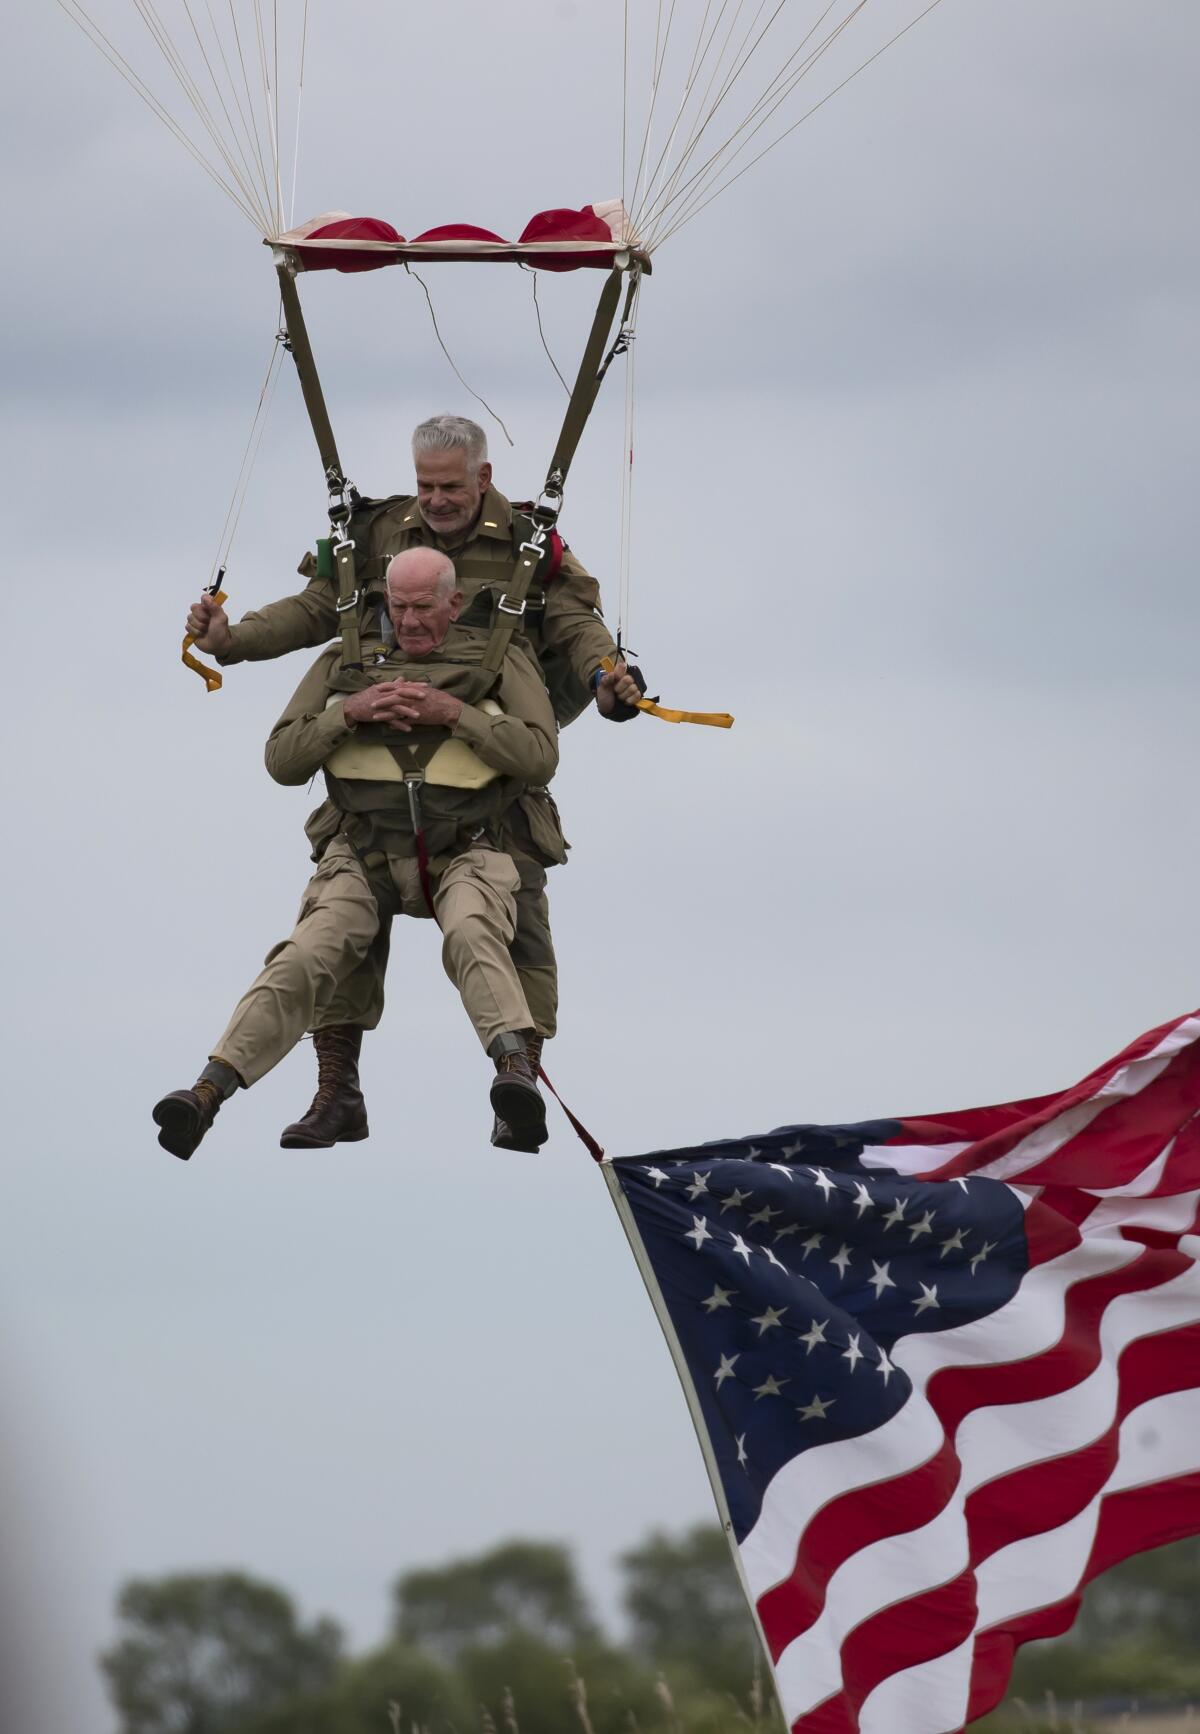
[273,203,649,274]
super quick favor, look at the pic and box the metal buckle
[335,591,359,614]
[518,537,547,558]
[497,595,527,618]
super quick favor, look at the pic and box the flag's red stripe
[1010,1040,1200,1189]
[965,1471,1200,1724]
[915,1014,1198,1180]
[790,1574,978,1732]
[928,1247,1189,1438]
[964,1320,1200,1567]
[1022,1194,1086,1263]
[756,1437,961,1658]
[1119,1114,1200,1197]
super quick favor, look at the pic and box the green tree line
[99,1529,1200,1734]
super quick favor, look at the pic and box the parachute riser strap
[275,260,345,494]
[545,263,638,494]
[333,537,362,672]
[479,263,639,679]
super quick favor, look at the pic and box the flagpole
[599,1159,779,1692]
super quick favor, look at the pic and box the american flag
[603,1011,1200,1732]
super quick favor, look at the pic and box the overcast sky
[3,3,1199,1728]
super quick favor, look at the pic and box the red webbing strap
[414,827,439,922]
[538,1065,605,1162]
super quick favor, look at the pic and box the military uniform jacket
[265,629,559,794]
[221,486,618,699]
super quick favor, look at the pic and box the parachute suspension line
[657,0,948,246]
[615,275,642,652]
[223,0,278,228]
[621,0,629,214]
[288,0,310,227]
[402,266,515,449]
[131,0,275,231]
[631,0,752,243]
[249,0,281,232]
[184,0,277,230]
[521,267,570,397]
[208,330,285,589]
[627,0,679,230]
[53,0,264,230]
[649,0,870,243]
[635,0,845,246]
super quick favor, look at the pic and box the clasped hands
[342,680,464,732]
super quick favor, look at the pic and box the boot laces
[309,1028,357,1113]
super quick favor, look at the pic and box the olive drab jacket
[266,625,562,864]
[219,485,618,725]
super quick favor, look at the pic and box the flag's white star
[842,1332,864,1371]
[809,1167,836,1199]
[829,1243,853,1278]
[970,1239,997,1275]
[746,1147,763,1160]
[730,1234,754,1264]
[881,1197,909,1231]
[719,1187,752,1214]
[714,1353,739,1389]
[799,1232,823,1260]
[852,1181,874,1218]
[762,1245,787,1272]
[868,1260,896,1299]
[685,1214,712,1250]
[752,1305,787,1336]
[876,1347,896,1385]
[701,1284,734,1314]
[939,1228,966,1259]
[686,1171,711,1201]
[753,1374,787,1400]
[798,1320,828,1354]
[735,1433,749,1468]
[769,1162,797,1181]
[748,1205,779,1228]
[797,1394,835,1422]
[773,1222,801,1241]
[908,1210,936,1242]
[644,1166,669,1188]
[912,1282,940,1315]
[953,1177,970,1192]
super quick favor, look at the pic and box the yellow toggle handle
[600,658,734,729]
[181,589,227,693]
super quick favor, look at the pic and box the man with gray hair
[182,412,640,1151]
[155,547,561,1161]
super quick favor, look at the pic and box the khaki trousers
[317,861,558,1040]
[211,840,532,1087]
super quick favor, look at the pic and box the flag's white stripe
[774,1272,1200,1724]
[859,1634,975,1734]
[771,1268,1200,1721]
[773,1500,970,1721]
[974,1018,1200,1185]
[741,1236,1142,1601]
[975,1386,1200,1632]
[858,1141,971,1176]
[953,1260,1200,1499]
[893,1235,1143,1391]
[1083,1186,1199,1237]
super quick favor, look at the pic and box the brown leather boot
[280,1025,369,1149]
[488,1031,547,1150]
[492,1034,546,1152]
[153,1062,237,1161]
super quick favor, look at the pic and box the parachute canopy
[274,201,650,274]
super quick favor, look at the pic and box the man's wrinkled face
[414,446,492,542]
[387,569,464,655]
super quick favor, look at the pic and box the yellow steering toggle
[181,590,228,693]
[600,657,733,729]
